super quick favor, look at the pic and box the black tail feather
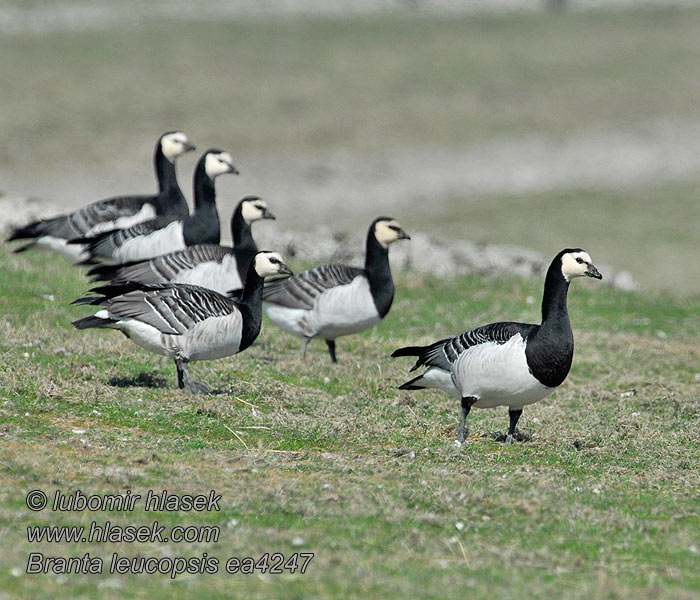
[6,221,42,242]
[71,315,113,330]
[390,345,426,359]
[87,264,121,282]
[397,373,427,391]
[12,241,36,253]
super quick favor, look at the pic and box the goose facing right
[392,249,602,445]
[263,216,410,363]
[72,251,292,394]
[71,149,237,265]
[85,196,276,293]
[6,131,195,263]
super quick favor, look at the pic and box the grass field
[1,247,699,599]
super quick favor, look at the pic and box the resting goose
[392,249,602,445]
[85,196,275,293]
[6,131,195,263]
[263,217,410,363]
[72,251,291,394]
[72,149,238,265]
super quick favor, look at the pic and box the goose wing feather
[263,264,365,309]
[405,321,537,372]
[95,283,235,335]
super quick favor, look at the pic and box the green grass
[3,8,700,169]
[1,246,699,599]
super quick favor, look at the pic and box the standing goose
[85,196,275,293]
[263,217,410,363]
[6,131,195,263]
[392,249,602,445]
[72,251,292,394]
[72,149,238,265]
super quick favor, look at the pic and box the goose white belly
[100,310,243,361]
[35,236,85,263]
[96,310,172,357]
[265,276,380,340]
[452,334,553,409]
[417,367,461,398]
[173,254,241,294]
[87,204,157,235]
[113,221,186,264]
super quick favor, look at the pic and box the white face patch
[254,251,288,277]
[161,132,192,162]
[205,152,235,179]
[561,251,593,281]
[374,219,405,248]
[241,199,268,223]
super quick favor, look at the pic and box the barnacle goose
[72,251,291,394]
[85,196,275,293]
[263,217,410,363]
[72,150,238,265]
[6,131,195,263]
[392,249,602,445]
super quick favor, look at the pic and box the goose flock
[7,130,604,445]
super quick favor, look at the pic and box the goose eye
[576,257,584,264]
[388,225,400,232]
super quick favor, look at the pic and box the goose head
[372,217,411,249]
[160,131,196,162]
[204,150,239,179]
[559,249,602,282]
[241,196,275,223]
[254,251,292,277]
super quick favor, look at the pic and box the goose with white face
[205,151,239,179]
[242,198,275,223]
[161,131,196,162]
[254,251,292,277]
[560,250,602,282]
[374,219,411,248]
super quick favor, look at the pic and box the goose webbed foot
[325,339,338,364]
[183,379,212,395]
[457,397,477,444]
[175,359,212,395]
[505,408,523,445]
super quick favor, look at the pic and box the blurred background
[1,0,699,294]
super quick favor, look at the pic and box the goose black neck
[183,161,220,246]
[525,257,575,388]
[237,263,264,352]
[540,260,571,325]
[230,204,255,250]
[364,229,394,318]
[154,144,186,216]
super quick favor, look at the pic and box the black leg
[506,408,523,445]
[457,397,477,444]
[175,359,186,390]
[326,340,338,364]
[300,337,311,358]
[174,358,211,395]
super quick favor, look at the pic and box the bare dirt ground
[3,117,700,235]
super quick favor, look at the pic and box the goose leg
[457,397,477,444]
[505,408,523,445]
[174,358,211,395]
[325,340,338,364]
[300,337,311,359]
